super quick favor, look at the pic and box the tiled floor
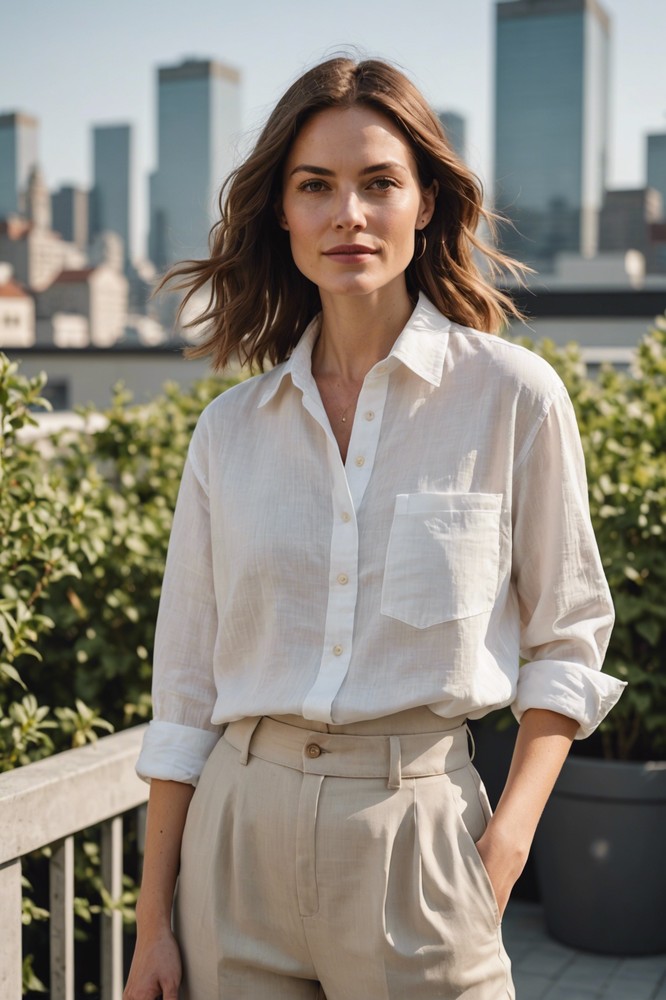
[503,901,666,999]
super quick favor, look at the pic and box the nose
[332,189,366,230]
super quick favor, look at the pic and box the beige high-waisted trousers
[174,708,515,999]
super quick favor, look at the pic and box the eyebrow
[288,161,408,178]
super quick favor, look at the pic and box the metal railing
[0,725,149,999]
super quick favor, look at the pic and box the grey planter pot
[534,756,666,955]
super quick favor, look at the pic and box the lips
[323,244,378,255]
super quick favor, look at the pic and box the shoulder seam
[513,383,570,473]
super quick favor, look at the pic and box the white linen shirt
[136,293,625,785]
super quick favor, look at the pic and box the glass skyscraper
[149,58,241,270]
[494,0,611,268]
[0,112,38,218]
[647,133,666,221]
[52,185,89,250]
[90,124,132,270]
[437,111,467,162]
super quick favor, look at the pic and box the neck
[313,285,415,381]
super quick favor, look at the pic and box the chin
[319,273,404,299]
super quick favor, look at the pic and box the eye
[369,177,397,191]
[299,179,328,193]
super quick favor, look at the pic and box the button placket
[302,366,390,723]
[302,453,358,722]
[344,372,390,512]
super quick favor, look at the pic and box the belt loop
[465,722,476,763]
[238,716,263,765]
[388,736,402,790]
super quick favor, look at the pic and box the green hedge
[518,326,666,760]
[0,357,237,993]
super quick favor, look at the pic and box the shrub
[0,353,237,993]
[516,320,666,760]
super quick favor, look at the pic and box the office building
[90,124,132,270]
[494,0,611,268]
[598,188,662,262]
[647,133,666,220]
[149,58,241,270]
[24,164,51,230]
[52,185,89,250]
[0,112,38,218]
[437,111,466,162]
[649,222,666,274]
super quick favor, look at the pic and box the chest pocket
[380,492,503,629]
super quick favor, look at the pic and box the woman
[124,57,625,1000]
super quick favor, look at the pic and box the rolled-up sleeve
[511,385,625,738]
[136,411,222,784]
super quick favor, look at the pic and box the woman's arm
[123,779,195,1000]
[474,708,578,916]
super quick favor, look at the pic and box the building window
[39,379,70,411]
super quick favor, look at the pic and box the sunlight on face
[280,106,435,305]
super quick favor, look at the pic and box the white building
[0,216,86,292]
[502,253,666,370]
[3,342,222,411]
[37,264,128,347]
[0,263,35,347]
[36,312,89,348]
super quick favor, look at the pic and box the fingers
[123,973,179,1000]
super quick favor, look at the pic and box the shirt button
[375,364,387,375]
[337,573,349,585]
[364,410,375,421]
[341,511,351,522]
[306,743,322,758]
[355,455,365,467]
[332,644,343,656]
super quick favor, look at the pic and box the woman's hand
[123,779,194,999]
[474,709,580,918]
[474,822,528,918]
[123,924,182,1000]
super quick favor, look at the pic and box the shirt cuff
[135,719,221,786]
[512,660,627,739]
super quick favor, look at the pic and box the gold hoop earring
[414,230,427,261]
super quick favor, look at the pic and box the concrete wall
[3,345,227,410]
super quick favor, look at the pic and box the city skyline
[2,0,665,261]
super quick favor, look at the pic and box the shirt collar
[257,292,450,408]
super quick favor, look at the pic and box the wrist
[483,814,532,865]
[135,897,174,933]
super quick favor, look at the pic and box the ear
[275,201,289,230]
[418,179,439,229]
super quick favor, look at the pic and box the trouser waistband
[271,706,468,735]
[223,715,472,790]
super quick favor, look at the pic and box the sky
[3,0,666,259]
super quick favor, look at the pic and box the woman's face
[279,105,436,304]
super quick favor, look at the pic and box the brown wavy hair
[159,56,525,371]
